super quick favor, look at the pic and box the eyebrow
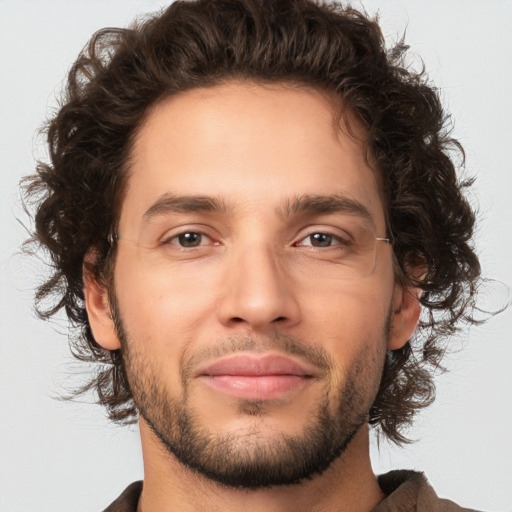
[278,194,375,226]
[143,194,231,220]
[142,192,375,227]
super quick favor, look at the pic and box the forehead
[120,82,384,233]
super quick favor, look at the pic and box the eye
[295,232,349,248]
[164,231,212,248]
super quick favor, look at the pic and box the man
[22,0,490,510]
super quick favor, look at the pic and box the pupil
[312,233,332,247]
[178,232,201,247]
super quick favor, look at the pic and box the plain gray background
[1,1,511,510]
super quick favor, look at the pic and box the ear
[387,284,421,350]
[83,266,121,351]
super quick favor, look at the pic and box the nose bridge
[217,240,300,330]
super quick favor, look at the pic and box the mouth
[195,353,317,400]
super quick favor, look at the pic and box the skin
[85,82,420,511]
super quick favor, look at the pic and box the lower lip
[200,375,310,400]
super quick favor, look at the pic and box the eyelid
[292,225,354,246]
[295,233,347,247]
[163,232,212,247]
[159,224,221,246]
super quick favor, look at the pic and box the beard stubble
[111,296,390,489]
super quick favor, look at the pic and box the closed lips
[195,354,317,400]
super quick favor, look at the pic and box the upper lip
[195,353,317,378]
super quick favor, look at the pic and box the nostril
[272,316,286,323]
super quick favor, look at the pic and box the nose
[217,245,301,332]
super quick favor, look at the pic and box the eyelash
[161,231,217,248]
[294,232,351,249]
[161,230,351,249]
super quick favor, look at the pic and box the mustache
[179,333,333,386]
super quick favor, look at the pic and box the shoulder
[374,470,482,512]
[102,481,143,512]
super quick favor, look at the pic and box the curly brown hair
[23,0,481,444]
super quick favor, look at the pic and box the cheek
[113,249,220,342]
[298,277,393,363]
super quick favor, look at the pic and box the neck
[137,421,385,512]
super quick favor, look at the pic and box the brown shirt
[102,471,481,511]
[373,471,480,511]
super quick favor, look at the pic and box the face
[87,82,417,488]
